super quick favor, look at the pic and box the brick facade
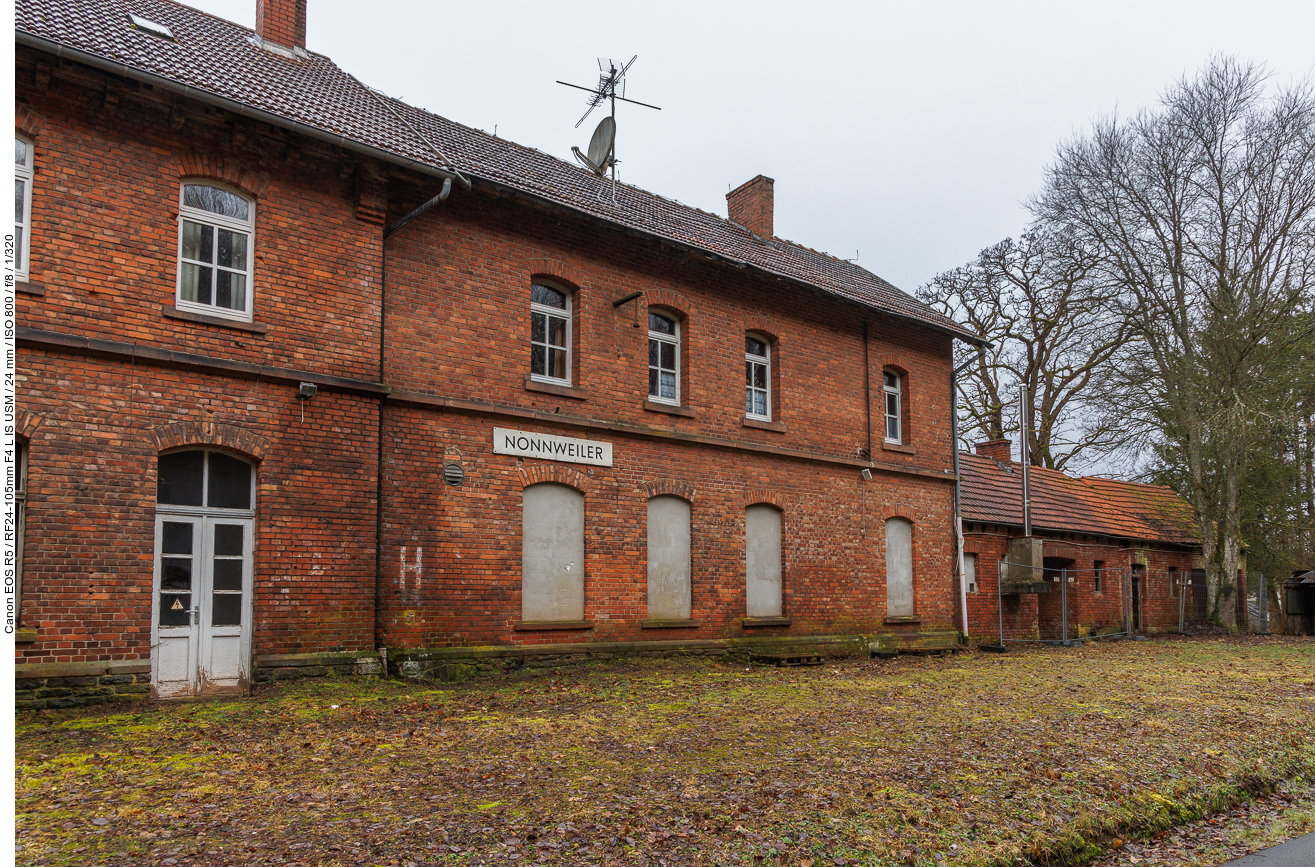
[13,24,967,702]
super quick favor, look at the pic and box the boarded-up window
[647,496,691,620]
[745,504,782,617]
[522,483,585,622]
[964,552,978,593]
[885,517,914,617]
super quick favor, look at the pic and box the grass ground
[14,635,1315,867]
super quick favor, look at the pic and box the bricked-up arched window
[648,312,680,405]
[15,135,34,280]
[745,504,782,617]
[883,370,903,444]
[530,282,572,385]
[647,495,691,620]
[521,483,585,622]
[745,334,771,421]
[176,183,255,322]
[885,517,914,617]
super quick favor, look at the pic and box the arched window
[530,282,571,384]
[647,495,691,620]
[648,312,680,405]
[15,135,34,280]
[154,449,255,698]
[521,483,585,622]
[176,182,255,321]
[885,517,914,617]
[745,504,782,617]
[883,370,903,443]
[745,334,771,421]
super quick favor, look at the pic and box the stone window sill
[641,619,701,629]
[164,305,268,334]
[884,616,922,626]
[15,628,38,644]
[742,417,785,433]
[524,376,587,400]
[16,280,45,297]
[513,620,594,631]
[741,616,792,628]
[643,400,696,418]
[881,441,916,455]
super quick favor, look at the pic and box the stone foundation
[14,660,152,710]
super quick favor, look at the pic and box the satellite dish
[572,116,615,177]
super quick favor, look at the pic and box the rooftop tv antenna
[557,56,661,204]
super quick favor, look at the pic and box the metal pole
[1020,385,1031,537]
[1061,567,1068,644]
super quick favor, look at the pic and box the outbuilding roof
[16,0,979,342]
[959,452,1200,546]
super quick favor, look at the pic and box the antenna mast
[557,56,661,204]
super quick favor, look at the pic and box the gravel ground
[1084,778,1315,867]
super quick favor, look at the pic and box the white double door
[152,512,254,698]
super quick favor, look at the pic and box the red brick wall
[15,351,380,665]
[963,525,1201,641]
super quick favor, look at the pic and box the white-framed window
[648,311,680,404]
[745,334,771,420]
[964,552,978,594]
[530,282,571,384]
[176,183,255,321]
[15,135,34,280]
[883,370,902,443]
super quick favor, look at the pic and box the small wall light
[297,382,318,400]
[861,468,873,481]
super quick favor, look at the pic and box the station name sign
[493,428,613,467]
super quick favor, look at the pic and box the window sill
[884,616,922,626]
[524,376,587,400]
[742,417,785,433]
[164,305,268,334]
[881,441,916,455]
[513,620,594,631]
[641,618,701,629]
[15,628,38,644]
[643,400,695,418]
[16,280,45,297]
[741,616,792,628]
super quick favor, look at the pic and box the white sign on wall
[493,428,613,467]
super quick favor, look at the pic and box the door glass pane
[214,524,243,556]
[159,593,191,626]
[212,559,243,592]
[162,522,193,554]
[158,451,205,506]
[207,453,252,509]
[161,558,192,590]
[211,594,242,626]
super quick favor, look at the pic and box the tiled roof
[16,0,978,342]
[959,453,1200,546]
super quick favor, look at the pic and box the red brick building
[959,441,1214,642]
[13,0,980,705]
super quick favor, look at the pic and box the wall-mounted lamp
[861,468,873,481]
[297,382,317,422]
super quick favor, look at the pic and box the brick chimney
[727,175,774,238]
[976,439,1012,464]
[256,0,307,52]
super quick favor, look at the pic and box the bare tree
[1034,57,1315,626]
[918,229,1130,472]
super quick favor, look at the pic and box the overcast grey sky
[192,0,1314,293]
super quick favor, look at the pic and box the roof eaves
[15,29,467,187]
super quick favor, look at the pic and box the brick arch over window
[742,488,786,510]
[883,504,917,522]
[742,317,781,343]
[639,479,697,502]
[517,463,597,494]
[17,106,45,138]
[149,422,271,462]
[526,257,587,290]
[16,409,44,441]
[643,289,694,319]
[171,154,270,200]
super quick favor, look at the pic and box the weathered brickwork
[963,525,1201,641]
